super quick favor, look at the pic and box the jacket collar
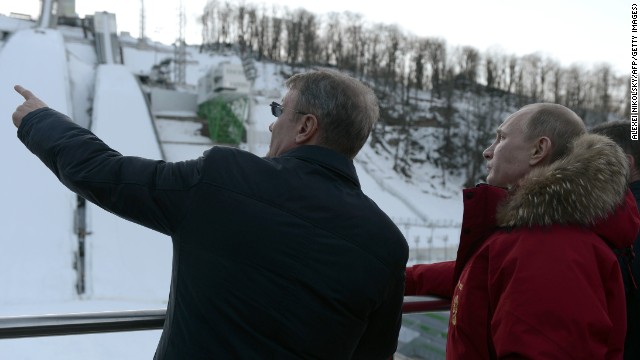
[279,145,360,187]
[497,134,631,229]
[462,134,639,250]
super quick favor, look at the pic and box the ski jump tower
[39,0,77,28]
[197,62,251,146]
[93,12,122,64]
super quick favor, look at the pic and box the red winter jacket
[406,134,640,359]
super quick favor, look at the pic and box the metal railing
[0,296,449,339]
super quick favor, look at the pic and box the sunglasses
[270,102,307,117]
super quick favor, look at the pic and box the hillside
[0,13,460,359]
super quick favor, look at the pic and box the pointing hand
[12,85,48,128]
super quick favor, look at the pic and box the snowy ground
[0,14,462,359]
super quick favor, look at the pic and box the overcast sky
[1,0,630,74]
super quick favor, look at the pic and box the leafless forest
[198,0,627,187]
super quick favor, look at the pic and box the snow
[0,14,35,33]
[121,44,173,77]
[66,40,97,129]
[92,65,163,158]
[0,16,463,359]
[0,28,76,306]
[155,119,210,144]
[85,64,173,302]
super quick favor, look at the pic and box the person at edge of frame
[591,120,640,360]
[405,103,640,359]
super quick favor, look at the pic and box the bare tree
[255,4,269,60]
[413,38,427,94]
[538,56,554,102]
[382,25,402,91]
[484,53,498,89]
[484,47,505,90]
[564,64,589,119]
[435,68,458,186]
[284,9,307,66]
[424,37,447,98]
[301,11,319,67]
[343,12,364,74]
[592,63,614,119]
[362,23,384,85]
[218,1,233,45]
[455,45,481,89]
[521,53,541,101]
[235,1,248,52]
[245,5,258,53]
[504,55,518,95]
[322,12,344,66]
[200,0,219,48]
[268,6,283,61]
[549,63,564,104]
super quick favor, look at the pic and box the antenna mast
[139,0,146,40]
[174,0,187,86]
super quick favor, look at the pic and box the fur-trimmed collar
[496,134,629,227]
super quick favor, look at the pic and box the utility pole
[174,0,187,86]
[139,0,146,41]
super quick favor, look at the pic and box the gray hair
[285,69,379,159]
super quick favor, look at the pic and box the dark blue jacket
[18,108,409,359]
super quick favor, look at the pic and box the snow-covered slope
[0,18,462,359]
[0,28,76,304]
[86,65,172,301]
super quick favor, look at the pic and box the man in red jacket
[406,103,640,359]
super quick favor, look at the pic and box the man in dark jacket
[591,120,640,360]
[10,70,408,359]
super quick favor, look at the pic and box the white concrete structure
[197,61,250,104]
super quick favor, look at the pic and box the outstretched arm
[405,261,455,297]
[12,85,47,128]
[13,89,200,236]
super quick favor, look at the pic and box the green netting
[198,98,245,145]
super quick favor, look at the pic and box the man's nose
[483,147,493,160]
[268,122,274,132]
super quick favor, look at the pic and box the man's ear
[295,114,319,144]
[626,154,634,168]
[529,136,552,166]
[627,154,640,181]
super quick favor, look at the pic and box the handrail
[0,309,165,339]
[0,296,449,339]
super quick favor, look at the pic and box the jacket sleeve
[405,261,455,297]
[351,271,405,360]
[488,229,626,359]
[18,108,200,236]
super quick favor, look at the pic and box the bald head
[483,103,587,188]
[520,103,586,164]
